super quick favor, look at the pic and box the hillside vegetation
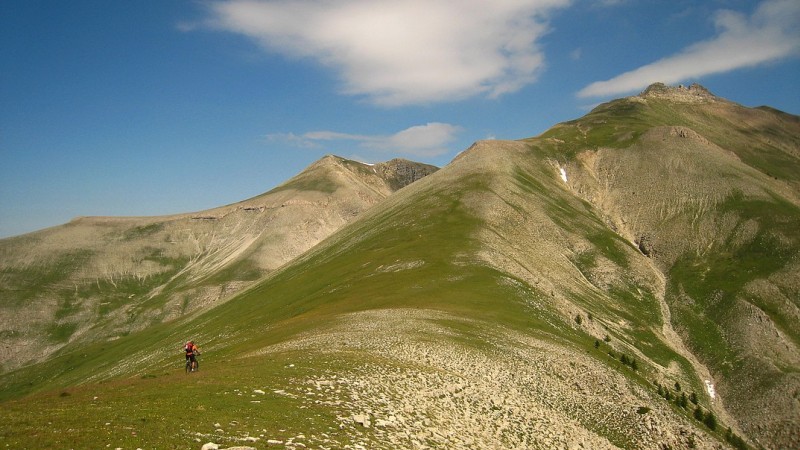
[1,83,797,449]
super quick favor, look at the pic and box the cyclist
[184,340,200,372]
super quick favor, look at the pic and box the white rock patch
[704,379,716,400]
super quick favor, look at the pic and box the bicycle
[185,352,200,373]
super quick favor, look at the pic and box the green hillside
[2,84,797,449]
[0,156,437,374]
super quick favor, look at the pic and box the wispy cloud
[267,122,463,157]
[578,0,800,98]
[203,0,571,106]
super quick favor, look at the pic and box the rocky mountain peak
[638,82,717,103]
[373,158,439,191]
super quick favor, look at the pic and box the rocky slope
[0,156,437,372]
[537,83,800,448]
[242,309,724,449]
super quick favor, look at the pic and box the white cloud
[577,0,800,98]
[206,0,571,106]
[269,122,463,157]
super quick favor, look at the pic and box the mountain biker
[184,340,200,372]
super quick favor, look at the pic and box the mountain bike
[185,353,200,373]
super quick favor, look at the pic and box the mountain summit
[1,84,798,449]
[639,82,717,102]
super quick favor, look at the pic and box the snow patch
[559,167,568,183]
[704,379,716,400]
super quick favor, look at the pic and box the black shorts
[186,354,196,362]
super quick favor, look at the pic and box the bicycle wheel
[186,359,191,374]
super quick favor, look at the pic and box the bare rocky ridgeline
[373,158,439,191]
[637,82,718,103]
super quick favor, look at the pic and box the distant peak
[638,82,717,103]
[309,154,438,192]
[374,158,439,191]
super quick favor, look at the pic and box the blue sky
[2,0,798,238]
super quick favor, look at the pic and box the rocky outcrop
[373,159,438,191]
[639,82,718,103]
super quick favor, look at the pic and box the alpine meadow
[1,84,798,449]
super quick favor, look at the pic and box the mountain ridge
[0,156,438,372]
[1,83,798,449]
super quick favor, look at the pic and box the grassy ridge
[199,175,568,357]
